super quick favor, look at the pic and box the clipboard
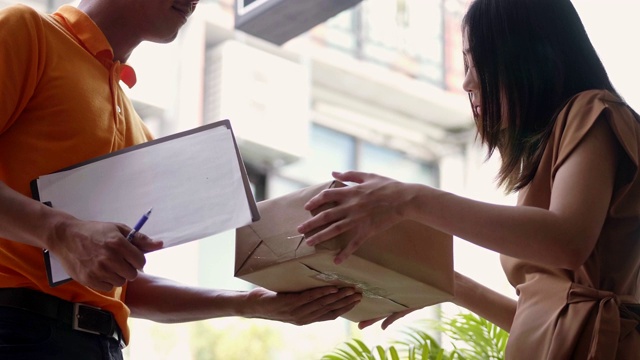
[31,119,260,287]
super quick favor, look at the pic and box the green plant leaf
[375,345,387,359]
[354,339,373,354]
[322,310,508,360]
[346,342,366,357]
[389,346,400,360]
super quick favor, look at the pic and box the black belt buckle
[72,303,124,348]
[72,303,115,336]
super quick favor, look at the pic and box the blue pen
[126,208,153,241]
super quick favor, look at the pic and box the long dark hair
[462,0,619,192]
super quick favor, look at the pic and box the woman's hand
[357,308,420,330]
[297,171,417,264]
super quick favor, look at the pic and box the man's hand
[244,286,362,325]
[48,218,163,291]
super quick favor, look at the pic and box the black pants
[0,306,124,360]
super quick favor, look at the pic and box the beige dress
[501,90,640,359]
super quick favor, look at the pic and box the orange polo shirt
[0,4,153,344]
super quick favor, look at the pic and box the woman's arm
[125,272,362,325]
[301,116,620,270]
[452,272,516,332]
[356,272,516,332]
[404,117,619,269]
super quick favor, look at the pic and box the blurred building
[1,0,520,359]
[122,2,504,359]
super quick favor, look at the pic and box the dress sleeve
[0,5,46,135]
[550,90,640,184]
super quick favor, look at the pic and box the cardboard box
[235,181,454,322]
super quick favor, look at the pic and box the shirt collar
[52,5,137,88]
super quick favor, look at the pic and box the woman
[297,0,640,358]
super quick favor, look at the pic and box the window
[361,142,438,185]
[269,124,438,199]
[361,0,444,84]
[310,0,446,87]
[275,124,356,187]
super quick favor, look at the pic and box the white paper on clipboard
[32,120,259,286]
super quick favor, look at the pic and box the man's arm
[126,272,362,325]
[0,180,162,291]
[0,180,69,249]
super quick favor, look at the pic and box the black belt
[0,287,124,348]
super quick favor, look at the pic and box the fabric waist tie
[567,283,638,360]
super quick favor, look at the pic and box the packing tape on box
[304,265,404,307]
